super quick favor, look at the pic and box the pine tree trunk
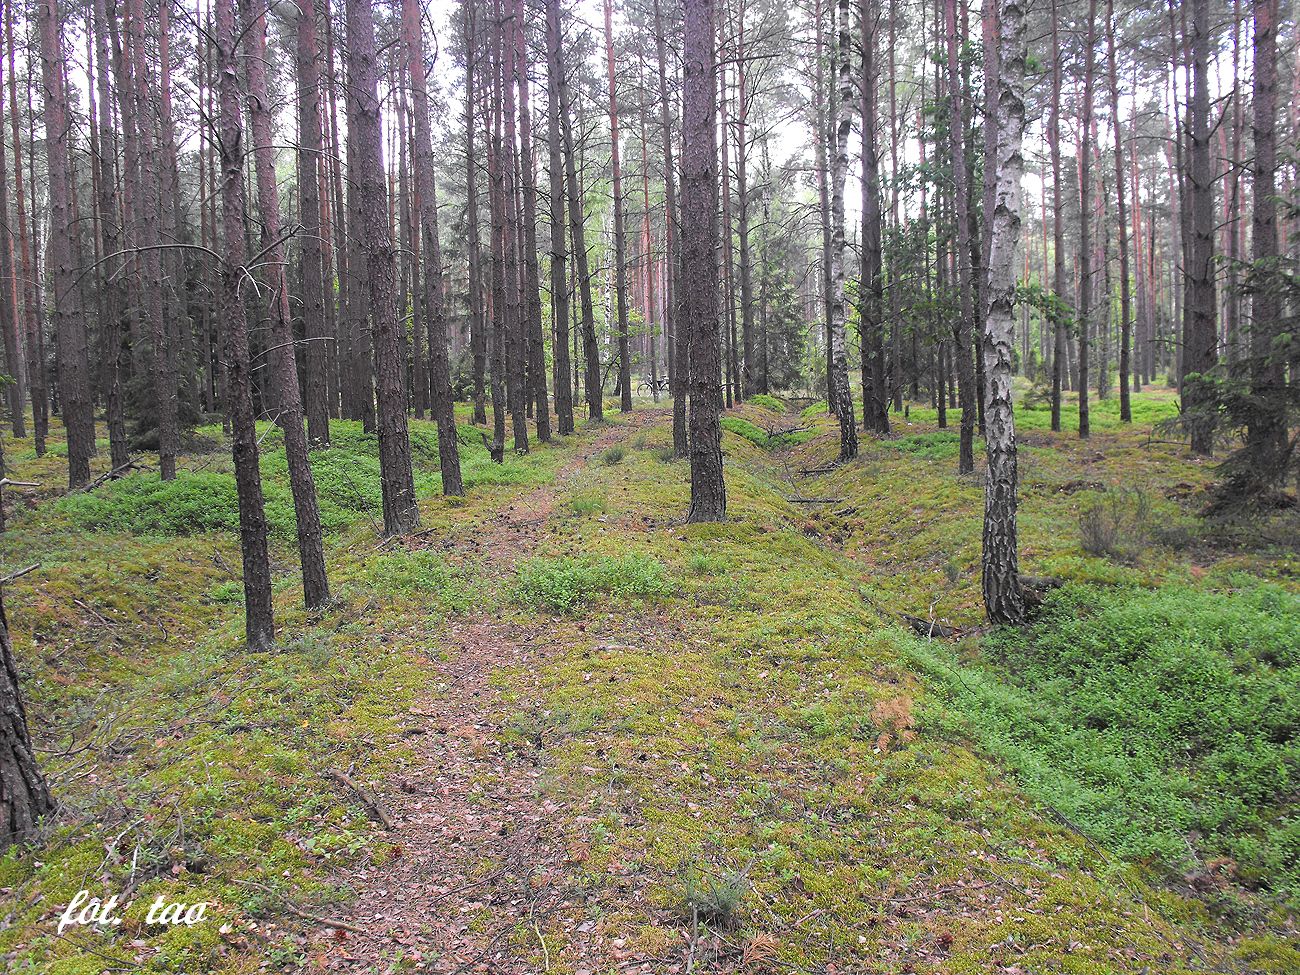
[828,0,857,460]
[125,0,179,480]
[514,0,552,442]
[813,0,835,417]
[1247,0,1284,470]
[243,0,330,608]
[735,0,755,398]
[37,0,96,488]
[345,0,421,533]
[0,591,53,850]
[1077,0,1098,439]
[0,5,24,441]
[859,0,889,435]
[683,0,725,521]
[981,0,1027,625]
[652,0,685,454]
[553,9,603,422]
[403,0,465,493]
[1183,0,1218,455]
[296,0,330,445]
[603,0,634,412]
[464,0,488,427]
[501,3,529,453]
[944,0,974,472]
[544,0,575,436]
[1047,0,1066,432]
[215,0,275,649]
[489,0,510,450]
[1106,0,1132,422]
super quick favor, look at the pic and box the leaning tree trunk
[1,591,53,850]
[216,0,275,649]
[981,0,1027,625]
[828,0,858,460]
[345,0,421,533]
[244,0,330,609]
[603,0,633,412]
[544,0,575,436]
[682,0,726,521]
[36,0,95,488]
[403,0,465,494]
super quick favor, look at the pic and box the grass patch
[511,553,674,612]
[362,549,476,610]
[909,581,1300,906]
[747,394,787,413]
[599,445,626,466]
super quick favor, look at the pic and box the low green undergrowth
[908,580,1300,907]
[511,553,674,612]
[747,394,787,413]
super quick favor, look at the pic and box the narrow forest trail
[307,413,665,973]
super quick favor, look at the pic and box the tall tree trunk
[37,0,95,488]
[982,0,1027,625]
[1247,0,1284,470]
[403,0,465,493]
[859,0,888,434]
[243,0,330,608]
[215,0,275,649]
[0,591,53,850]
[489,0,510,450]
[828,0,858,460]
[0,0,24,441]
[944,0,975,472]
[603,0,633,412]
[90,0,127,470]
[464,0,488,426]
[1106,0,1132,422]
[1183,0,1218,455]
[296,0,330,445]
[735,0,755,398]
[8,3,43,456]
[126,0,180,480]
[501,0,529,452]
[514,0,551,442]
[813,0,835,417]
[544,0,575,436]
[1077,0,1098,438]
[683,0,725,521]
[652,0,684,454]
[553,6,602,422]
[345,0,421,533]
[1047,0,1066,432]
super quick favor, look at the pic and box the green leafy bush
[882,430,974,460]
[721,416,774,449]
[910,582,1300,905]
[511,554,674,612]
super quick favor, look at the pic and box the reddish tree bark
[345,0,421,533]
[603,0,633,411]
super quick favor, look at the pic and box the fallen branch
[326,769,394,830]
[234,878,367,934]
[0,563,40,585]
[900,614,961,639]
[786,496,843,504]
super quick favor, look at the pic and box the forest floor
[1,385,1297,975]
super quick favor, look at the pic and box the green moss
[511,553,674,612]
